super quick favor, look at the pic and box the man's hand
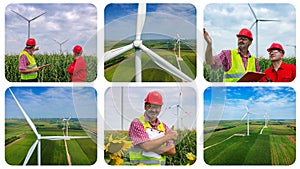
[203,28,212,45]
[166,125,178,140]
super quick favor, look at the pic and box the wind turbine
[248,3,280,57]
[174,33,184,61]
[285,44,296,57]
[104,4,192,82]
[241,105,255,136]
[8,88,90,165]
[11,10,46,39]
[63,116,71,137]
[53,39,69,55]
[264,112,269,127]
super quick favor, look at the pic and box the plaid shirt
[129,113,174,146]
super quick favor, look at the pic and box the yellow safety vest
[129,115,167,165]
[223,49,256,82]
[19,50,38,80]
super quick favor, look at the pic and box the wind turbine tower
[53,39,69,55]
[11,10,46,39]
[241,105,255,136]
[248,4,279,57]
[264,112,269,127]
[63,116,71,137]
[104,4,192,82]
[175,33,184,61]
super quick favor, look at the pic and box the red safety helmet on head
[26,38,36,46]
[73,45,83,53]
[236,28,253,40]
[144,91,163,106]
[267,43,285,54]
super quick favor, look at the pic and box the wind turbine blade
[53,39,60,44]
[245,105,249,112]
[11,10,29,21]
[9,88,40,137]
[104,43,134,62]
[68,136,91,139]
[41,136,66,140]
[249,21,256,29]
[23,140,39,165]
[30,12,46,21]
[259,19,280,22]
[62,39,69,44]
[136,3,146,40]
[248,3,257,19]
[241,112,248,120]
[167,104,178,109]
[140,44,193,82]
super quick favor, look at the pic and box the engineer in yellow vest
[129,91,178,165]
[18,38,47,82]
[204,28,261,82]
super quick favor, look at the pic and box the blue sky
[204,86,296,121]
[203,3,296,58]
[104,3,196,41]
[104,87,197,130]
[5,87,97,119]
[5,3,97,55]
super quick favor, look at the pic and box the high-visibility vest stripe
[129,115,166,165]
[19,50,38,80]
[223,49,256,82]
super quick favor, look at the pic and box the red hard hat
[144,91,163,106]
[26,38,36,46]
[236,28,253,40]
[73,45,83,53]
[267,43,285,54]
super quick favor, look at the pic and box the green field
[204,120,296,165]
[105,40,196,82]
[5,119,97,165]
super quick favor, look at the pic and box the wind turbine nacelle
[134,40,143,48]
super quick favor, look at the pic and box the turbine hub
[133,40,143,48]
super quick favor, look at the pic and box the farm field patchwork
[5,119,97,165]
[204,120,295,165]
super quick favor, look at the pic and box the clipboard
[38,64,51,69]
[237,72,266,82]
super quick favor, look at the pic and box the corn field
[204,57,296,82]
[5,53,97,82]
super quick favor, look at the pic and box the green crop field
[5,53,97,82]
[104,40,196,82]
[5,119,97,165]
[204,120,296,165]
